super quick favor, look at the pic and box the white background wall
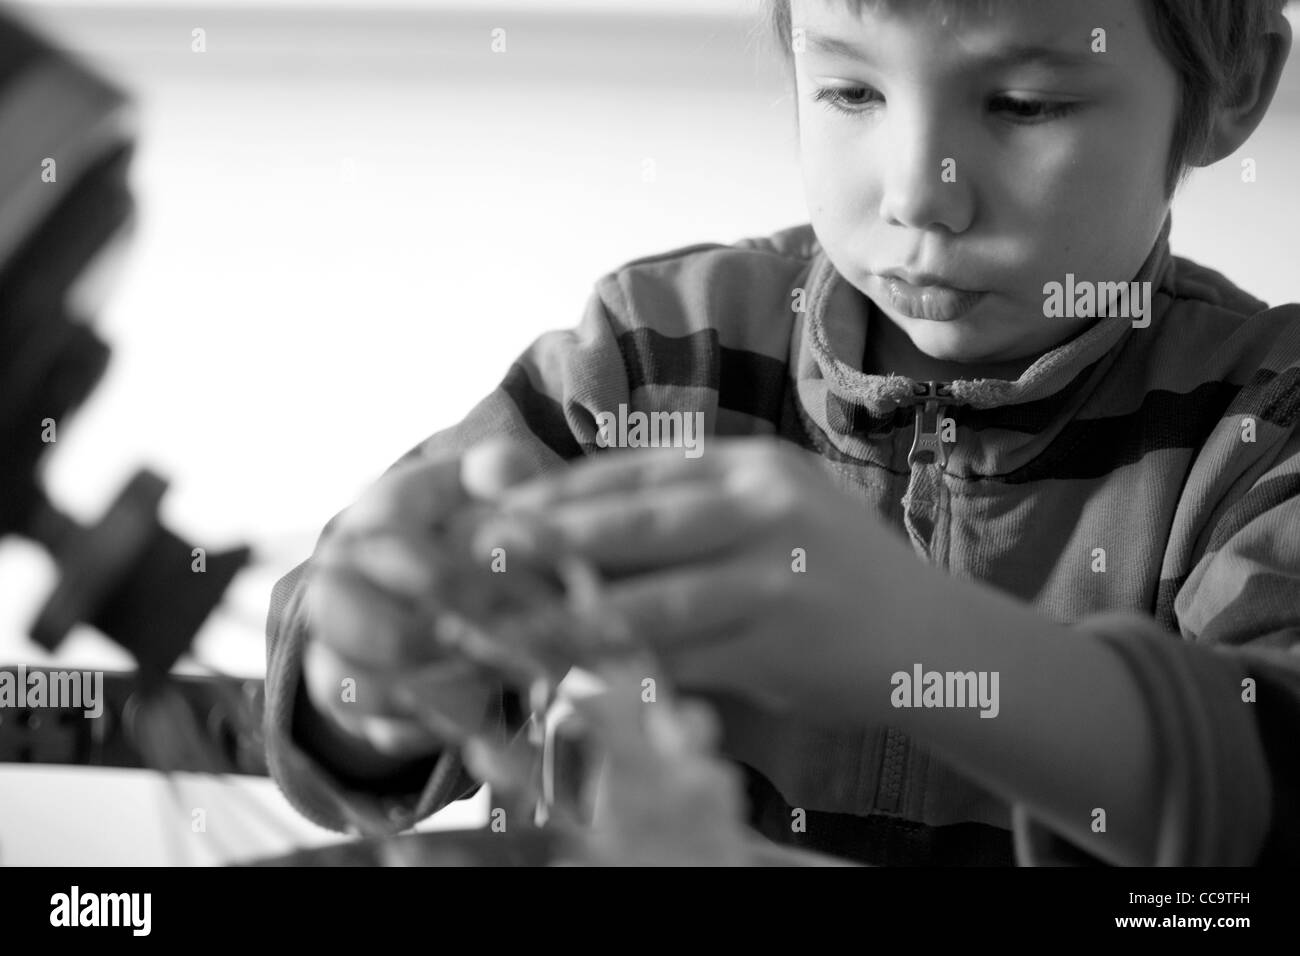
[1,0,1297,864]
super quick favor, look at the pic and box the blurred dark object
[244,829,561,867]
[241,825,854,866]
[0,8,250,688]
[0,666,268,774]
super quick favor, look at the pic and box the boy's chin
[896,321,1000,363]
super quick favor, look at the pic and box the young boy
[265,0,1300,865]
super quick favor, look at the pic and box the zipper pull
[907,381,954,468]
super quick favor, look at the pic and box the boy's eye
[811,85,1082,125]
[812,85,883,115]
[988,95,1082,124]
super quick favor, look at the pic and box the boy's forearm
[865,569,1163,865]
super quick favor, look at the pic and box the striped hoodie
[264,217,1300,865]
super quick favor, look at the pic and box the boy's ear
[1197,7,1293,166]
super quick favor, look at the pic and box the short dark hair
[760,0,1289,195]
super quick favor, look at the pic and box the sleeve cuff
[262,575,485,837]
[1011,609,1272,865]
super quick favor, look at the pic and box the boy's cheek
[801,179,878,249]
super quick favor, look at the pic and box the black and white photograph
[0,0,1297,929]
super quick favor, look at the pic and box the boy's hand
[298,440,545,765]
[497,440,926,725]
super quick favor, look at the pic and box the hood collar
[800,215,1175,415]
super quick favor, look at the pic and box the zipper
[905,380,955,468]
[875,381,954,817]
[874,726,909,814]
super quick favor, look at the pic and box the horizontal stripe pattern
[500,364,586,462]
[264,221,1300,863]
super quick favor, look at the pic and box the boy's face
[792,0,1180,367]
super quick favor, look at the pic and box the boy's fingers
[391,659,499,742]
[303,559,440,666]
[332,452,469,538]
[318,527,447,602]
[350,714,446,759]
[491,482,750,573]
[596,560,759,649]
[301,641,440,747]
[659,640,740,695]
[303,640,408,721]
[460,438,549,499]
[334,437,541,541]
[303,643,493,749]
[667,642,787,713]
[498,445,724,512]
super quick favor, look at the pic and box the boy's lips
[874,271,985,322]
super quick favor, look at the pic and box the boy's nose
[877,112,974,235]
